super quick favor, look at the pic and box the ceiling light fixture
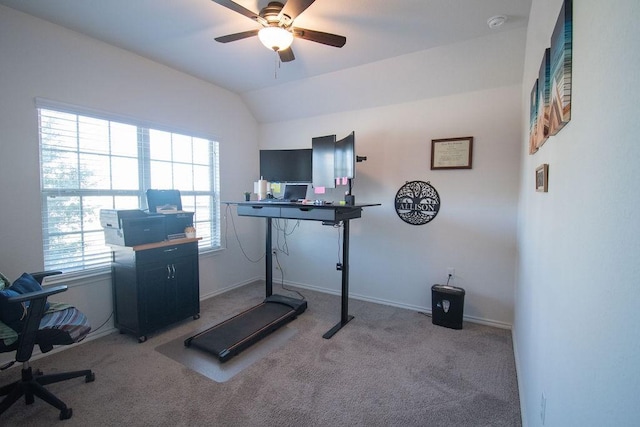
[258,27,294,52]
[487,15,508,29]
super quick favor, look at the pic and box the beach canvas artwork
[549,0,573,135]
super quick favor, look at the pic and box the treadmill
[184,215,307,363]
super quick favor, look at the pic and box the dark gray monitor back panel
[312,134,336,188]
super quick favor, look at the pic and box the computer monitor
[259,149,312,182]
[283,184,308,201]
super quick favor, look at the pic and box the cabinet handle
[171,264,176,279]
[166,264,172,279]
[164,247,178,253]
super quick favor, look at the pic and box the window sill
[42,267,111,286]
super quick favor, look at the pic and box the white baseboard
[281,280,513,330]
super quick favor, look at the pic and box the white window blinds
[37,101,220,272]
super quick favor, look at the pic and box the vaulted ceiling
[0,0,532,122]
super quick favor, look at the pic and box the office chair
[0,271,94,420]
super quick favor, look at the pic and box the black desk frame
[235,202,379,338]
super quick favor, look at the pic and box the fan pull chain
[273,50,282,80]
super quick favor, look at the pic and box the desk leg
[323,219,354,338]
[265,217,272,298]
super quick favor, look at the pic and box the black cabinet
[111,239,200,342]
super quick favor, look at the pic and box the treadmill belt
[185,302,296,362]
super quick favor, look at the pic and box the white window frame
[36,99,221,273]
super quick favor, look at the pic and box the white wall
[515,0,640,425]
[257,83,522,327]
[0,6,264,348]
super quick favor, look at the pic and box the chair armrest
[7,285,68,304]
[29,270,63,285]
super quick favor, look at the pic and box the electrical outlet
[447,267,455,277]
[540,392,546,425]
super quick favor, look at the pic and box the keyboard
[257,199,299,204]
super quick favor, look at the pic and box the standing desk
[235,201,380,338]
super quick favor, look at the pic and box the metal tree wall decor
[394,181,441,225]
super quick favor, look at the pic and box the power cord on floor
[88,311,115,336]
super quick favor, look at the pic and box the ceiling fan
[211,0,346,62]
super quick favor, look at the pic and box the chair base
[0,365,95,420]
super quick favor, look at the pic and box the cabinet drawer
[237,205,281,218]
[280,206,362,222]
[135,241,198,264]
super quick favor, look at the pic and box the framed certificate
[431,137,473,170]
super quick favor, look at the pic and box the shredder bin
[431,284,465,329]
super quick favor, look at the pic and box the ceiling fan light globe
[258,27,293,51]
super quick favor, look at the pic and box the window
[37,101,220,272]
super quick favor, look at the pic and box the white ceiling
[1,0,532,122]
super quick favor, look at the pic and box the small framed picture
[536,164,549,192]
[431,137,473,170]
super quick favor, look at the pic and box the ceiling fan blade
[215,29,260,43]
[278,47,295,62]
[210,0,259,21]
[280,0,316,20]
[292,27,346,48]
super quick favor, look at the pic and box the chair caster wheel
[193,313,200,320]
[60,407,73,420]
[138,336,147,343]
[86,372,96,383]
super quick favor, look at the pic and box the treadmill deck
[185,294,307,362]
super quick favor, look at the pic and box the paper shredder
[431,284,465,329]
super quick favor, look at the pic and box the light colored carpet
[0,281,521,426]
